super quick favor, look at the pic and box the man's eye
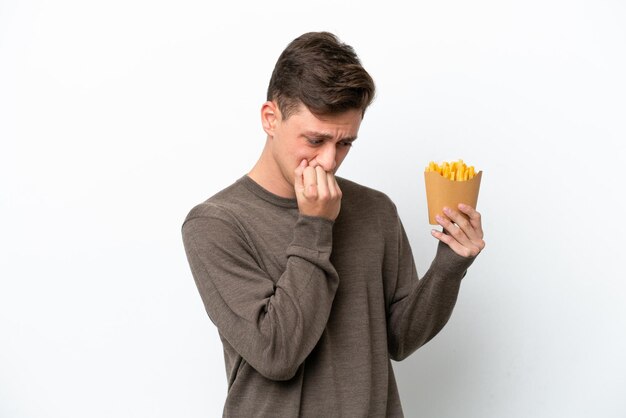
[339,141,353,148]
[307,139,324,145]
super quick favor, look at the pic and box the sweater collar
[239,175,299,209]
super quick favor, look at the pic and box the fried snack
[425,159,477,181]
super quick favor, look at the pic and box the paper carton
[424,171,482,225]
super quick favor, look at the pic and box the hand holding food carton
[425,159,485,258]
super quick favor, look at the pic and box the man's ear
[261,101,280,136]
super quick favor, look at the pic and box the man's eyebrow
[303,131,358,142]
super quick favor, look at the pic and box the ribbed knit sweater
[182,175,475,417]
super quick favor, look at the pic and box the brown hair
[267,32,375,120]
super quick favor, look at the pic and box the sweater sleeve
[182,205,339,381]
[385,214,476,361]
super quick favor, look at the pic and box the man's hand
[431,204,485,258]
[294,159,342,221]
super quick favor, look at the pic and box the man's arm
[183,163,343,382]
[385,205,484,360]
[183,207,338,381]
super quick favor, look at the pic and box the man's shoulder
[183,177,248,226]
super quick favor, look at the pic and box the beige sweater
[182,175,475,417]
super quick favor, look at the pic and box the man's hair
[267,32,375,120]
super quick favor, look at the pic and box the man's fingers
[431,229,468,256]
[436,213,470,246]
[435,211,483,257]
[335,175,342,198]
[444,206,481,241]
[458,203,484,238]
[431,227,480,258]
[315,166,330,198]
[294,159,307,192]
[443,207,473,236]
[295,165,342,221]
[452,205,485,251]
[326,172,340,198]
[303,165,318,197]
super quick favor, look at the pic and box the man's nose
[314,144,337,172]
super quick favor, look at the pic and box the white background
[1,0,625,417]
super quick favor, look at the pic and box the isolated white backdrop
[1,0,625,417]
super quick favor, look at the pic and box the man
[182,31,485,417]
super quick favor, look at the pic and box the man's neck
[248,146,295,199]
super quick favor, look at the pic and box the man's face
[262,101,363,196]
